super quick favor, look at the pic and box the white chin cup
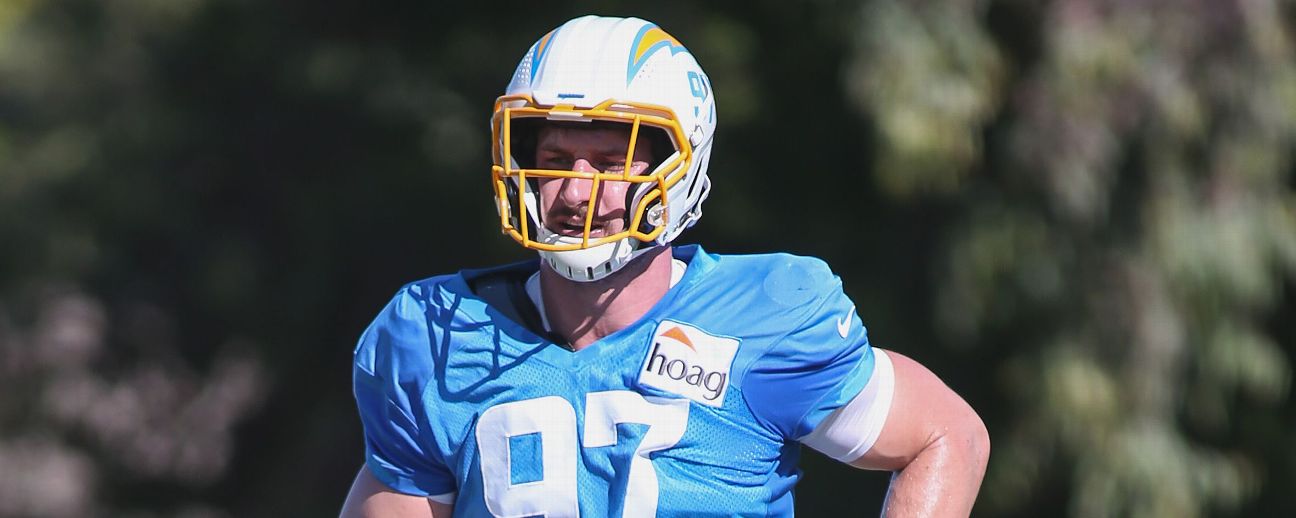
[538,235,652,282]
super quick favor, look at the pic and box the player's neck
[539,246,673,351]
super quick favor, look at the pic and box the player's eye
[537,154,572,169]
[606,160,652,175]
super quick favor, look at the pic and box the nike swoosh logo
[836,305,855,338]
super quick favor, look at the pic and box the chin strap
[538,238,657,282]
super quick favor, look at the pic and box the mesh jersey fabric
[352,245,878,517]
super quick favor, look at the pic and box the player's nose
[571,158,598,174]
[557,172,596,205]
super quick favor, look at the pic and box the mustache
[545,202,627,225]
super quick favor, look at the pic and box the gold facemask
[491,95,694,251]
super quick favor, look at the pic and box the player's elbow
[946,399,990,480]
[968,411,991,474]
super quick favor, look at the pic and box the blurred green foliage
[0,0,1293,516]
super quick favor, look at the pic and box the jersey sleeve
[352,283,457,498]
[800,348,895,462]
[740,259,878,440]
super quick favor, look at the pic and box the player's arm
[744,258,988,515]
[340,465,453,518]
[849,349,990,517]
[347,285,459,517]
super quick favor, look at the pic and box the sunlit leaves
[847,0,1296,516]
[846,0,1005,197]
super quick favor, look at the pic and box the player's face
[534,124,655,239]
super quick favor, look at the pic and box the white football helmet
[491,15,717,282]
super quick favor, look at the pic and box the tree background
[1,0,1293,516]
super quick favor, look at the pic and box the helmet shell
[493,16,717,281]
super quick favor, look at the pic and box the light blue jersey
[353,245,877,517]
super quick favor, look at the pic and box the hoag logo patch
[638,321,740,407]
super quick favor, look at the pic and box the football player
[341,15,988,517]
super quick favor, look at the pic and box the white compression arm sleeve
[799,348,896,463]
